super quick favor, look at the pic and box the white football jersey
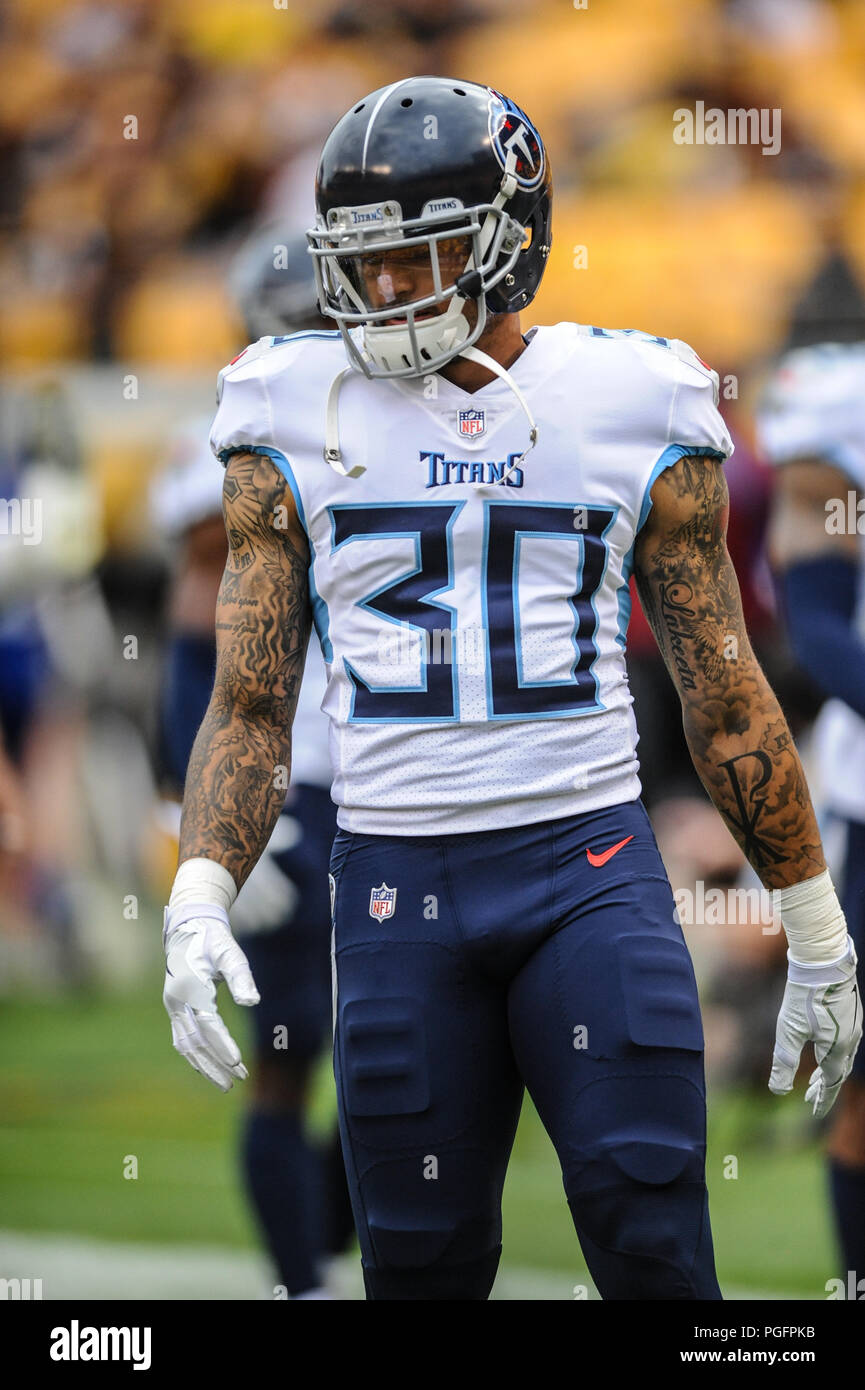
[757,342,865,824]
[289,639,332,790]
[211,322,732,834]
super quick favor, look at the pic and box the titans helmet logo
[488,91,545,190]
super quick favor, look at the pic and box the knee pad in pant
[564,1075,720,1300]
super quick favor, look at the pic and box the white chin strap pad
[363,292,472,375]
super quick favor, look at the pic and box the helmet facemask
[307,196,527,378]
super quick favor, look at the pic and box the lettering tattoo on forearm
[635,454,824,889]
[655,581,698,691]
[178,451,311,888]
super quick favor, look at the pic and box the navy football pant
[330,798,721,1300]
[238,784,336,1062]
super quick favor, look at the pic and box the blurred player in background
[760,250,865,1285]
[0,380,104,979]
[151,231,352,1299]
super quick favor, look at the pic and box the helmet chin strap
[324,296,474,475]
[323,341,538,482]
[456,342,538,484]
[324,367,366,477]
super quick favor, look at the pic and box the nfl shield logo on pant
[369,883,397,919]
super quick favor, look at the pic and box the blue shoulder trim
[637,443,727,534]
[270,330,342,345]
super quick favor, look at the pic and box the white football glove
[769,937,862,1118]
[163,902,260,1091]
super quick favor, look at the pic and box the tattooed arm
[178,449,311,888]
[634,452,861,1116]
[632,452,824,891]
[161,449,311,1091]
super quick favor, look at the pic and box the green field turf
[0,984,839,1297]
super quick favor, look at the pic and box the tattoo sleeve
[177,450,312,889]
[633,453,825,889]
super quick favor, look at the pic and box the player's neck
[437,314,527,394]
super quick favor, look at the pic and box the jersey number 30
[329,501,616,722]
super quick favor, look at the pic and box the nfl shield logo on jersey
[458,408,485,437]
[369,883,397,919]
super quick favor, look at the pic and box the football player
[759,274,865,1285]
[162,78,861,1299]
[152,235,352,1299]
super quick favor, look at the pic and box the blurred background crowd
[4,0,865,368]
[1,0,864,1298]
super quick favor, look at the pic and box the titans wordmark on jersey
[211,322,733,834]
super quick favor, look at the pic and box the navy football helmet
[307,76,553,378]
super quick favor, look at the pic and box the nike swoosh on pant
[586,835,634,867]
